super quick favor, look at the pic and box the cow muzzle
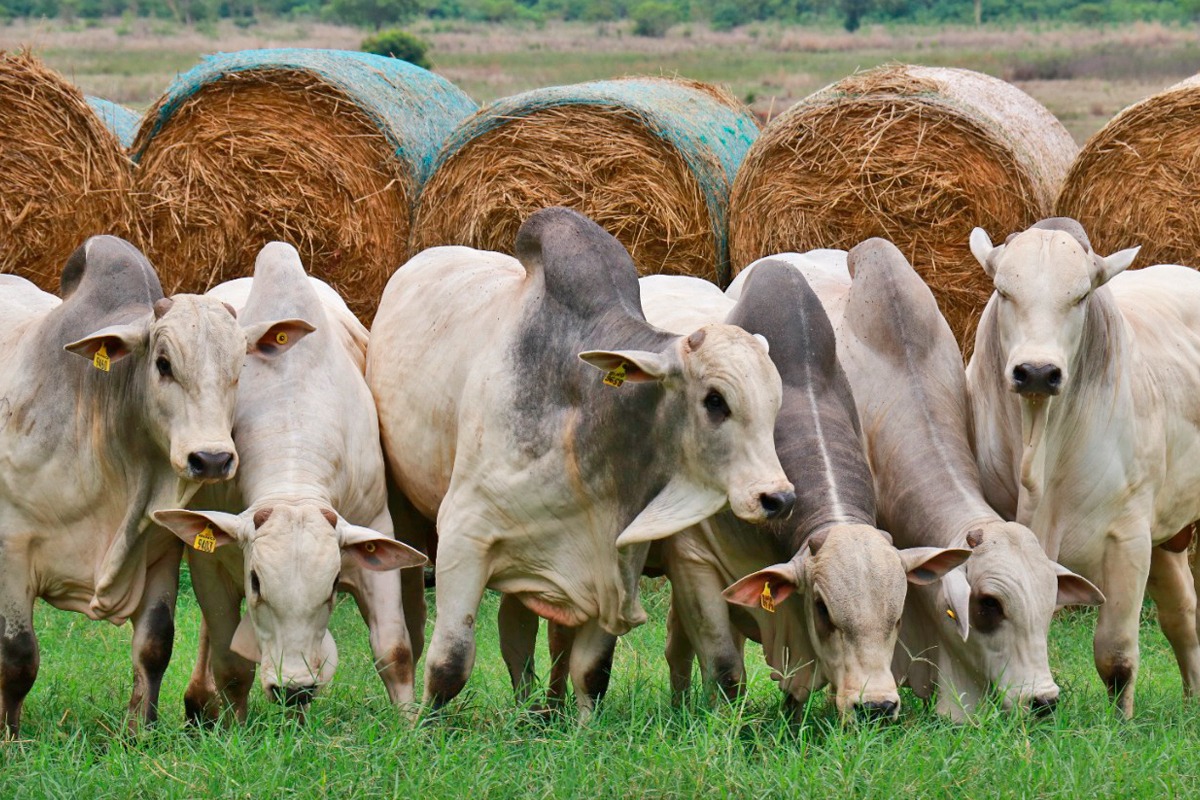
[186,450,236,480]
[759,490,796,520]
[269,683,317,708]
[1011,362,1062,397]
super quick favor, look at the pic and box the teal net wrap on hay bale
[130,48,477,323]
[86,96,139,149]
[411,77,759,285]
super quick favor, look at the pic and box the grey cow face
[155,505,426,704]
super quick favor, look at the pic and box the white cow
[154,243,426,721]
[0,236,307,737]
[968,217,1200,717]
[369,207,793,716]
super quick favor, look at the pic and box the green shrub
[360,27,432,68]
[630,0,677,36]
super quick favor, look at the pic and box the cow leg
[388,482,433,663]
[126,544,182,733]
[422,536,488,709]
[400,566,427,663]
[547,621,576,707]
[567,619,617,722]
[184,618,218,726]
[0,580,37,739]
[665,565,744,702]
[346,565,417,713]
[1092,532,1151,718]
[664,597,696,703]
[1147,546,1200,695]
[497,594,541,706]
[188,558,254,723]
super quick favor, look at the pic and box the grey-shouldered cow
[638,264,969,721]
[968,218,1200,717]
[736,239,1103,720]
[154,243,426,721]
[0,236,307,737]
[368,207,793,716]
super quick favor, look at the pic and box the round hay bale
[729,64,1077,354]
[132,48,477,323]
[410,77,759,285]
[87,96,140,149]
[1057,73,1200,267]
[0,51,135,293]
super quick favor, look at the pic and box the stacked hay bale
[1057,74,1200,267]
[410,77,759,285]
[132,49,477,322]
[0,51,135,292]
[729,65,1077,353]
[87,97,140,149]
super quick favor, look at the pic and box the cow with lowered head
[368,207,793,717]
[0,236,310,737]
[154,243,426,723]
[968,218,1200,717]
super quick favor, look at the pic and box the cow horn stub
[966,529,985,548]
[321,507,338,527]
[153,297,174,319]
[808,530,829,555]
[253,506,273,528]
[686,329,706,352]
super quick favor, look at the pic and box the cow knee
[0,625,38,733]
[1101,659,1135,698]
[579,652,614,704]
[426,642,471,708]
[138,603,174,682]
[711,658,743,700]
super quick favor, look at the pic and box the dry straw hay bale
[1057,73,1200,268]
[132,49,476,323]
[729,64,1077,354]
[410,77,759,285]
[0,51,135,293]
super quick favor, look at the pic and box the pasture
[2,577,1197,797]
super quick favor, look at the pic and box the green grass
[3,574,1199,798]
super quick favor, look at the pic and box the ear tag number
[603,362,627,388]
[946,608,957,621]
[92,344,111,372]
[760,583,775,613]
[193,525,217,554]
[275,331,289,346]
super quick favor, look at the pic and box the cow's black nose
[1030,695,1058,717]
[760,490,796,520]
[270,684,316,708]
[188,451,234,479]
[1012,363,1062,396]
[855,700,899,722]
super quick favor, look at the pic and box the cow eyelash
[704,389,730,422]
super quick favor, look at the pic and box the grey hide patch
[52,235,163,348]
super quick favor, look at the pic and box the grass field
[2,571,1198,798]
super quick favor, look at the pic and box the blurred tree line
[2,0,1198,33]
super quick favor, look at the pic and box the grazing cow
[368,207,794,716]
[968,218,1200,717]
[154,243,426,722]
[637,265,969,720]
[0,236,307,737]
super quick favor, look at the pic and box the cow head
[724,525,968,720]
[969,219,1139,399]
[582,324,795,545]
[155,504,426,704]
[937,522,1103,715]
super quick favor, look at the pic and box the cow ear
[337,520,427,572]
[230,613,261,662]
[969,228,1000,278]
[578,349,671,383]
[938,567,971,641]
[1053,563,1105,608]
[153,509,248,550]
[723,563,801,609]
[244,318,316,359]
[1091,247,1139,289]
[64,321,147,366]
[899,547,971,586]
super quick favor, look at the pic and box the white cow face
[939,523,1104,713]
[724,525,969,721]
[155,505,426,705]
[581,324,795,546]
[969,225,1139,398]
[65,294,315,483]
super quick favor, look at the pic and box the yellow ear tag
[364,542,377,553]
[603,362,627,388]
[275,331,289,346]
[946,608,957,621]
[192,525,217,554]
[92,343,111,372]
[760,583,776,613]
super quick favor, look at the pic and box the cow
[734,240,1103,720]
[153,243,426,722]
[367,207,794,717]
[0,236,308,737]
[967,218,1200,717]
[635,264,969,721]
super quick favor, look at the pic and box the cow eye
[814,597,835,636]
[703,389,730,422]
[331,575,340,599]
[156,356,173,379]
[971,594,1005,634]
[250,570,261,598]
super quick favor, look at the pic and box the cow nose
[854,700,899,722]
[270,683,316,708]
[759,490,796,520]
[1011,363,1062,396]
[1030,695,1058,717]
[187,450,234,479]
